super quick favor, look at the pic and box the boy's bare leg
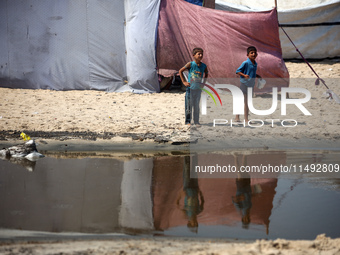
[234,92,247,122]
[244,96,249,122]
[244,108,249,122]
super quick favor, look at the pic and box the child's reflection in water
[232,153,252,229]
[176,155,204,233]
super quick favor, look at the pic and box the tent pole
[274,0,277,9]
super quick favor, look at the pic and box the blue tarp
[184,0,203,6]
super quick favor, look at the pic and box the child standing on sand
[235,46,261,123]
[179,48,209,126]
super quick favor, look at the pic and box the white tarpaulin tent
[216,0,334,10]
[0,0,161,92]
[1,0,338,93]
[216,0,340,59]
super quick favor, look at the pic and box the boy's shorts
[240,82,255,95]
[240,83,249,94]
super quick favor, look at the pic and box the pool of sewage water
[0,149,339,241]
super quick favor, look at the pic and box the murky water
[0,150,339,240]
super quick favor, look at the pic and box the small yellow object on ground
[20,132,31,141]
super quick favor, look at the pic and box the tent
[216,0,340,59]
[0,0,289,93]
[0,0,161,93]
[157,0,289,93]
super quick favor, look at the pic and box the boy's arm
[236,71,250,79]
[200,66,209,88]
[199,190,205,211]
[236,61,249,79]
[179,62,191,87]
[203,66,209,83]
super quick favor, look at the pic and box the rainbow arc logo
[200,84,222,106]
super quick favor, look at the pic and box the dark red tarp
[157,0,290,92]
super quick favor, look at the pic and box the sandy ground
[0,234,340,255]
[1,60,340,254]
[0,60,340,149]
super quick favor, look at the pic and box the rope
[279,25,333,98]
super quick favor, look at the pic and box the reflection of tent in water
[152,152,286,234]
[0,154,280,234]
[5,151,340,236]
[119,158,154,231]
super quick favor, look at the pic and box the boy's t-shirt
[188,61,207,90]
[236,58,257,87]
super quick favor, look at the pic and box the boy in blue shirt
[235,46,261,123]
[179,48,209,126]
